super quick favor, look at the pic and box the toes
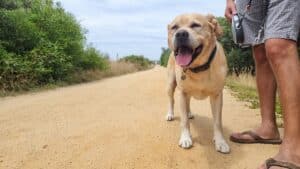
[188,112,194,119]
[179,133,193,149]
[166,113,174,121]
[215,139,230,154]
[179,137,193,149]
[257,163,266,169]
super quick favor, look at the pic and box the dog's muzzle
[175,30,189,46]
[174,30,203,67]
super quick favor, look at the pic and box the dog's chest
[176,72,216,99]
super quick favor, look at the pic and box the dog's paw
[179,131,193,149]
[166,113,174,121]
[188,112,194,119]
[214,139,230,154]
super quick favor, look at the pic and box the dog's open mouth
[174,45,203,67]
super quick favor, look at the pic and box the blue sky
[59,0,226,60]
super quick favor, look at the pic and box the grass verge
[0,61,152,97]
[226,74,283,126]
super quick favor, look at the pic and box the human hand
[225,0,237,22]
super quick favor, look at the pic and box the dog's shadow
[190,114,245,169]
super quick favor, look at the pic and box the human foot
[258,156,300,169]
[230,125,281,144]
[230,130,282,144]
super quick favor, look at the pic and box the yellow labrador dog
[165,13,230,153]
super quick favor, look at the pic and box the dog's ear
[206,14,223,38]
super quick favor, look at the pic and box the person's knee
[265,39,295,66]
[253,45,268,64]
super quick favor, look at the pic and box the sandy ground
[0,66,281,169]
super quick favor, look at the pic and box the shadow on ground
[190,114,245,169]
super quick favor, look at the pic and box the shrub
[217,17,255,76]
[25,42,73,83]
[160,47,170,67]
[120,55,153,70]
[78,47,109,71]
[0,0,110,92]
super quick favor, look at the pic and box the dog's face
[168,14,222,67]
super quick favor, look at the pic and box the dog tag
[181,69,187,80]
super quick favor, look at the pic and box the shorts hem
[264,32,298,42]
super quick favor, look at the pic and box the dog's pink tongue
[176,54,192,66]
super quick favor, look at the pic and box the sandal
[266,158,300,169]
[230,130,282,144]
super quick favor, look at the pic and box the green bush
[79,47,109,71]
[0,9,41,54]
[227,48,254,76]
[160,47,170,67]
[0,0,109,92]
[25,42,73,83]
[120,55,153,70]
[217,17,255,76]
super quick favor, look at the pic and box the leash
[239,0,253,24]
[237,0,270,45]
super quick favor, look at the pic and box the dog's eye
[171,25,178,30]
[190,23,201,28]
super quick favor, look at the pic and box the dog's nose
[176,30,189,39]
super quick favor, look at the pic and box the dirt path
[0,66,280,169]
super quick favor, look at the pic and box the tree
[160,47,170,67]
[0,0,109,91]
[217,17,255,76]
[120,55,153,70]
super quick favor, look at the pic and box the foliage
[226,74,282,120]
[120,55,153,70]
[0,0,109,92]
[217,17,255,76]
[226,76,259,109]
[217,16,299,74]
[160,47,170,67]
[78,47,109,71]
[226,48,254,76]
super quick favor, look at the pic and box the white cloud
[59,0,226,60]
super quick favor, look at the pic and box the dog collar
[188,45,217,73]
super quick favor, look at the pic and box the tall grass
[227,73,257,89]
[106,61,139,76]
[226,74,259,109]
[0,61,151,97]
[226,73,283,124]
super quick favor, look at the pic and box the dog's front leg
[166,79,176,121]
[210,92,230,153]
[178,92,192,149]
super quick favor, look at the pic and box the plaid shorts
[236,0,300,46]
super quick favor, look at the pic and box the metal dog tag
[181,68,188,80]
[181,75,186,80]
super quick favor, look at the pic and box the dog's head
[168,13,222,67]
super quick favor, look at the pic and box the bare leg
[253,44,280,139]
[258,39,300,168]
[178,92,192,149]
[210,92,230,153]
[230,44,280,141]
